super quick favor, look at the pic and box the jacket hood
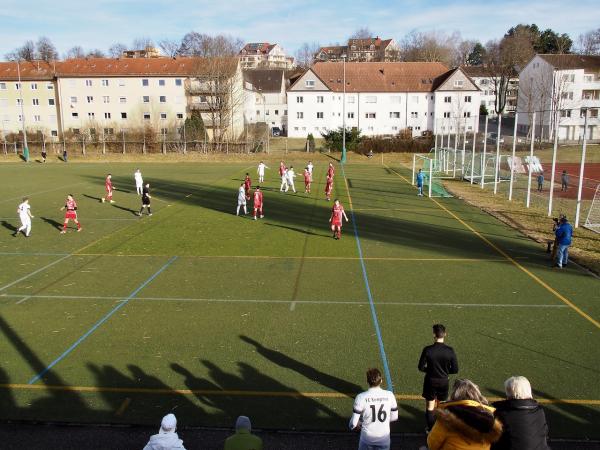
[437,400,503,443]
[144,431,185,450]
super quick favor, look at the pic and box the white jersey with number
[257,163,267,176]
[307,163,314,175]
[135,171,144,186]
[349,386,398,447]
[18,202,31,220]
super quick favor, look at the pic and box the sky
[1,0,598,59]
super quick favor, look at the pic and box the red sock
[77,223,81,229]
[63,223,67,230]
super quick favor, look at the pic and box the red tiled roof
[0,60,55,81]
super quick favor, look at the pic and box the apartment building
[315,37,400,63]
[243,69,287,132]
[461,65,519,116]
[239,43,294,70]
[517,54,600,141]
[287,62,480,138]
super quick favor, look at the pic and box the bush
[356,136,434,154]
[306,133,316,152]
[320,127,362,152]
[480,104,489,116]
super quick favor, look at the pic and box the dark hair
[366,368,382,387]
[256,186,260,189]
[433,324,446,338]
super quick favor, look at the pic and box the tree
[65,46,85,59]
[132,37,154,50]
[466,42,486,66]
[350,27,373,40]
[178,32,242,57]
[401,30,459,67]
[577,28,600,55]
[159,39,180,57]
[5,40,36,61]
[86,49,106,58]
[36,36,58,62]
[504,24,572,55]
[306,133,316,152]
[183,111,206,141]
[295,42,320,68]
[321,127,362,152]
[108,43,127,58]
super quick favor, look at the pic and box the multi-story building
[287,62,480,138]
[517,54,600,141]
[461,66,519,116]
[121,47,163,59]
[239,43,294,70]
[243,69,287,132]
[315,37,400,63]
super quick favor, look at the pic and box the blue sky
[1,0,598,58]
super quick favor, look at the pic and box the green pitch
[0,157,598,438]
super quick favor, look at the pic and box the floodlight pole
[575,109,589,228]
[526,112,536,208]
[341,55,347,164]
[412,153,416,185]
[470,117,477,185]
[16,60,29,162]
[428,157,433,197]
[493,114,502,194]
[481,115,488,188]
[509,112,518,201]
[461,118,467,176]
[547,115,559,215]
[452,119,458,178]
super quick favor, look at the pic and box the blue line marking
[341,166,394,391]
[28,256,178,384]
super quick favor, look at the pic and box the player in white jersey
[285,166,297,193]
[280,168,289,192]
[257,161,268,183]
[134,168,144,195]
[307,161,314,182]
[236,183,247,216]
[349,368,398,450]
[14,197,34,237]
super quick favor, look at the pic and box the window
[561,92,574,100]
[256,110,260,116]
[317,112,324,119]
[104,128,114,135]
[176,113,184,119]
[365,112,376,119]
[88,112,95,118]
[159,96,166,103]
[175,79,182,86]
[72,112,79,118]
[18,114,22,122]
[453,80,464,88]
[33,115,41,122]
[305,80,315,88]
[584,75,593,83]
[118,79,126,87]
[85,80,93,87]
[30,83,37,90]
[390,96,401,104]
[411,112,418,118]
[16,99,22,106]
[365,96,377,103]
[48,98,55,106]
[87,96,93,103]
[70,96,77,103]
[159,79,165,86]
[73,128,80,134]
[297,112,304,119]
[143,96,150,103]
[142,79,149,87]
[317,96,324,103]
[464,112,471,118]
[274,110,279,115]
[119,97,126,103]
[104,112,111,119]
[160,113,167,120]
[480,79,488,85]
[560,110,571,118]
[389,112,400,119]
[266,110,270,116]
[0,82,6,90]
[297,96,303,103]
[15,83,21,90]
[121,112,127,119]
[562,74,575,83]
[101,79,109,87]
[348,112,355,119]
[32,98,39,106]
[464,96,472,103]
[51,130,58,137]
[143,112,151,120]
[44,83,53,91]
[444,96,452,103]
[103,96,110,103]
[443,112,451,118]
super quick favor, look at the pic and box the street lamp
[341,54,347,164]
[15,59,29,162]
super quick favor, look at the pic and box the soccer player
[329,199,349,240]
[307,160,314,182]
[349,368,398,450]
[253,186,264,220]
[257,161,268,183]
[561,170,569,192]
[418,323,459,432]
[60,194,82,233]
[102,174,115,203]
[244,173,252,200]
[416,169,424,196]
[304,167,312,193]
[280,167,289,192]
[41,149,47,163]
[14,197,33,237]
[134,168,144,195]
[327,162,335,179]
[285,166,297,193]
[138,183,152,216]
[236,182,247,216]
[325,174,333,201]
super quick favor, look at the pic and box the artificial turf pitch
[0,158,598,439]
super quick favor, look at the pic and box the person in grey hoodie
[143,413,186,450]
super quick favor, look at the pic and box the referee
[418,323,459,431]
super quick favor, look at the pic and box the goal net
[463,152,522,185]
[412,153,453,197]
[584,184,600,233]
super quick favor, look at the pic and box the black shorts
[422,378,449,401]
[142,198,151,205]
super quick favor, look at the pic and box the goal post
[412,153,453,198]
[584,184,600,233]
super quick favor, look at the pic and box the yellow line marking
[0,384,598,405]
[384,164,600,330]
[115,397,131,416]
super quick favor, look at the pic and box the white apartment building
[0,61,60,138]
[517,54,600,141]
[287,62,480,138]
[315,37,400,63]
[239,43,294,70]
[462,66,519,117]
[243,69,287,131]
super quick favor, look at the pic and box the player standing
[257,161,268,183]
[244,173,252,200]
[329,199,349,240]
[253,186,264,220]
[349,368,398,450]
[134,168,144,195]
[285,166,297,193]
[236,182,247,216]
[307,160,314,182]
[416,169,424,196]
[325,174,333,201]
[14,197,33,237]
[60,194,82,233]
[101,174,115,203]
[138,183,152,216]
[327,162,335,179]
[303,167,312,193]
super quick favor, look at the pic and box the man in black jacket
[418,323,459,431]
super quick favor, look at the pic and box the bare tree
[577,28,600,55]
[350,27,373,40]
[454,39,477,67]
[108,43,127,58]
[295,42,320,68]
[5,40,36,61]
[401,30,456,66]
[132,37,154,50]
[65,46,86,59]
[178,32,242,57]
[86,49,106,58]
[36,36,58,62]
[159,39,180,57]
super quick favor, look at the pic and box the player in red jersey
[304,167,312,193]
[253,186,264,220]
[101,174,115,203]
[325,174,333,201]
[279,161,287,177]
[327,162,335,179]
[329,199,349,240]
[244,173,252,201]
[60,194,82,234]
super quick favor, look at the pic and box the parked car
[486,132,504,143]
[271,127,282,137]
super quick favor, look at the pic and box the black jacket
[492,399,550,450]
[418,342,459,380]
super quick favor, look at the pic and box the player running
[14,197,33,237]
[236,182,247,216]
[327,162,335,179]
[304,167,312,193]
[60,194,82,233]
[253,186,264,220]
[325,174,333,201]
[285,166,297,193]
[307,160,314,182]
[329,199,349,240]
[244,173,252,200]
[101,174,115,203]
[138,183,152,216]
[257,161,268,183]
[134,168,144,195]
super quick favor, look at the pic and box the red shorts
[65,211,77,220]
[254,204,263,210]
[331,220,342,227]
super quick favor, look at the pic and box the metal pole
[452,120,458,178]
[494,114,502,194]
[122,130,126,154]
[470,122,477,184]
[16,60,29,162]
[412,153,416,185]
[341,56,347,164]
[548,115,559,215]
[183,123,187,154]
[435,120,439,150]
[509,112,518,201]
[461,119,467,176]
[526,112,536,208]
[481,115,488,189]
[102,129,106,155]
[428,157,433,197]
[575,110,589,228]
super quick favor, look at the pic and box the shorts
[238,199,246,206]
[331,220,342,228]
[65,211,77,220]
[422,378,449,401]
[142,198,151,206]
[254,204,262,210]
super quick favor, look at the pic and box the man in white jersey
[349,368,398,450]
[257,161,268,183]
[285,166,297,193]
[280,168,289,192]
[14,197,34,237]
[236,182,247,216]
[134,168,144,195]
[307,160,314,182]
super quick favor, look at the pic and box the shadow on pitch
[40,217,63,231]
[1,220,17,233]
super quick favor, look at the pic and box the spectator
[143,413,186,450]
[492,376,550,450]
[62,148,68,163]
[418,324,459,431]
[554,216,573,269]
[427,379,502,450]
[224,416,263,450]
[561,170,569,192]
[536,173,544,192]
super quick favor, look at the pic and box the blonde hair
[450,379,489,405]
[504,376,533,400]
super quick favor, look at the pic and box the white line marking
[0,217,138,222]
[0,182,87,204]
[0,255,72,292]
[15,296,31,305]
[290,301,296,311]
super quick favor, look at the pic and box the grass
[0,154,599,439]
